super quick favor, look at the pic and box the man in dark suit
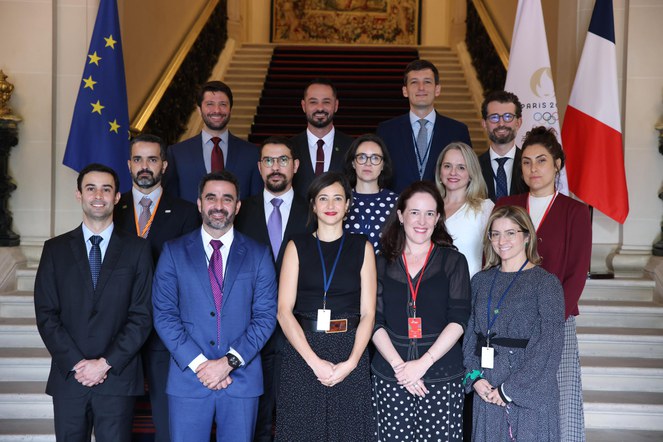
[34,163,153,442]
[478,90,529,202]
[290,78,353,199]
[113,133,200,442]
[153,171,277,442]
[164,80,263,202]
[377,59,472,193]
[234,136,310,442]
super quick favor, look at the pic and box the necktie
[416,119,429,165]
[495,157,509,200]
[315,139,325,176]
[208,240,224,314]
[138,196,152,237]
[267,198,283,259]
[89,235,102,289]
[211,137,224,172]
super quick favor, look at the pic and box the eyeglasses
[261,156,292,168]
[354,153,384,165]
[486,113,517,124]
[488,230,526,242]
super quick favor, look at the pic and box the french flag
[562,0,628,223]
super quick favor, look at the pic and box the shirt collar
[409,110,436,126]
[306,127,335,147]
[489,145,517,161]
[81,222,114,244]
[131,186,163,206]
[201,225,234,250]
[202,129,228,146]
[263,187,294,208]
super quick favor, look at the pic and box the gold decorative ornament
[0,71,21,122]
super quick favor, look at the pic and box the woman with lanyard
[372,180,471,441]
[275,172,377,441]
[462,205,565,441]
[496,126,592,441]
[343,134,398,253]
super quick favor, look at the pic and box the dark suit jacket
[153,229,277,399]
[289,129,354,200]
[479,147,529,202]
[34,225,153,398]
[164,132,263,203]
[234,191,310,273]
[376,112,471,193]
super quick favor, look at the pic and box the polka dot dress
[344,189,397,252]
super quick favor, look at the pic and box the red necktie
[211,137,224,172]
[315,139,325,176]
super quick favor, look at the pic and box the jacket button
[209,341,215,346]
[210,311,215,317]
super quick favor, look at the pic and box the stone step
[577,327,663,359]
[0,291,34,318]
[16,267,36,292]
[224,74,267,83]
[581,356,663,392]
[584,391,663,431]
[0,348,50,381]
[0,419,55,441]
[0,318,43,348]
[586,429,663,442]
[582,278,655,302]
[577,300,663,329]
[0,382,51,419]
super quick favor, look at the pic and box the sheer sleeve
[444,249,472,330]
[374,254,387,333]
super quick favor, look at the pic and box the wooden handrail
[130,0,219,133]
[471,0,509,69]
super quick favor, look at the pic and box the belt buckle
[326,319,348,333]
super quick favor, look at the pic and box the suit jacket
[376,112,471,193]
[34,225,153,398]
[290,129,354,200]
[153,229,277,398]
[479,147,529,202]
[163,133,263,203]
[234,191,310,273]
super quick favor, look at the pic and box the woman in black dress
[372,181,472,441]
[275,172,377,441]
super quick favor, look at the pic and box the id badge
[317,309,331,331]
[408,317,422,339]
[481,346,494,369]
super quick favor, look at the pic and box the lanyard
[526,191,558,233]
[133,195,162,238]
[402,242,434,317]
[486,259,528,337]
[316,233,345,310]
[411,128,434,178]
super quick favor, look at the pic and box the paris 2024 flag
[562,0,628,223]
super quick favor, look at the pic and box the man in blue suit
[153,171,277,441]
[377,59,472,193]
[164,81,263,202]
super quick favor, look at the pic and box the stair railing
[466,0,509,94]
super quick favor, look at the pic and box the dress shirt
[81,222,114,262]
[306,128,335,173]
[408,110,436,147]
[131,186,163,219]
[489,145,517,195]
[201,129,229,173]
[263,188,294,238]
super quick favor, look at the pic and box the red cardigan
[496,193,591,318]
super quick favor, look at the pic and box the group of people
[34,58,591,442]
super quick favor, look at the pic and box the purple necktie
[267,198,283,259]
[208,240,224,346]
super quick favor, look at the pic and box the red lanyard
[526,191,558,233]
[402,242,434,315]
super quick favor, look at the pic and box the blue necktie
[89,235,102,289]
[495,157,509,200]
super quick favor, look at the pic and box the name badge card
[481,347,494,369]
[408,317,422,339]
[317,309,331,331]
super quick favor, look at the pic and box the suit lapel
[329,134,345,171]
[400,116,420,178]
[222,233,247,310]
[185,230,217,306]
[69,226,95,298]
[116,193,137,234]
[480,153,496,198]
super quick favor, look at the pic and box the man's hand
[196,357,233,390]
[74,358,110,387]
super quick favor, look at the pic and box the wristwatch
[226,353,241,370]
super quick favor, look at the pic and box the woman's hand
[310,358,335,385]
[324,360,357,387]
[473,379,505,406]
[394,359,431,396]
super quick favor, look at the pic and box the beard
[203,208,234,232]
[306,110,334,129]
[133,169,162,189]
[488,126,517,145]
[265,172,289,193]
[201,112,230,132]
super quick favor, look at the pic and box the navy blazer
[164,133,263,203]
[478,148,529,203]
[289,130,354,200]
[153,229,277,398]
[376,112,471,193]
[34,226,153,397]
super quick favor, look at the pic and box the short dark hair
[303,78,338,99]
[259,136,297,160]
[343,133,393,188]
[197,81,233,109]
[77,163,120,194]
[306,172,352,226]
[481,90,523,119]
[130,133,167,161]
[197,170,240,201]
[380,181,453,262]
[521,126,565,171]
[403,59,439,85]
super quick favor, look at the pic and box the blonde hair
[435,142,488,213]
[482,205,542,269]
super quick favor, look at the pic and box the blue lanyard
[486,259,528,337]
[316,233,346,309]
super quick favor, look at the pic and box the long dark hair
[380,181,454,262]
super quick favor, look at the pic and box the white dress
[444,199,494,277]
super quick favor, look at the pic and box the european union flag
[63,0,131,192]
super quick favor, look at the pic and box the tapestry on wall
[271,0,420,45]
